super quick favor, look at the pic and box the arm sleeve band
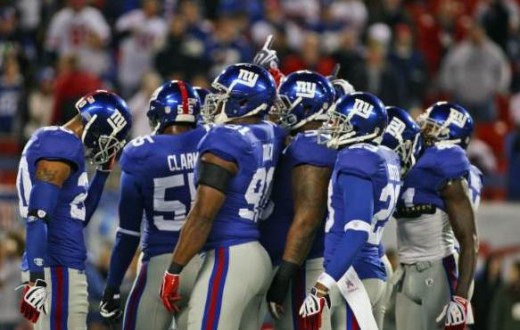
[26,179,61,277]
[196,161,234,193]
[106,172,144,288]
[83,170,110,226]
[325,173,373,281]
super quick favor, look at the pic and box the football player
[159,63,286,329]
[299,92,401,330]
[260,70,336,329]
[16,90,132,329]
[377,106,423,328]
[394,102,477,330]
[99,81,206,330]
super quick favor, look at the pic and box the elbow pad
[196,161,234,193]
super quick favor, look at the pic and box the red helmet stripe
[178,81,189,115]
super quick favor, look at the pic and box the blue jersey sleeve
[287,132,336,168]
[106,171,144,288]
[433,146,470,190]
[335,146,385,180]
[197,125,252,163]
[33,128,83,170]
[325,173,373,281]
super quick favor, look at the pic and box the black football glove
[266,260,299,319]
[100,287,122,324]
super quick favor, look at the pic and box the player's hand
[299,286,330,330]
[436,295,469,330]
[18,279,48,323]
[160,271,181,313]
[253,34,279,69]
[266,271,290,319]
[97,154,116,172]
[100,287,123,324]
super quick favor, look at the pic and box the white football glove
[299,287,330,330]
[18,279,48,323]
[436,295,469,330]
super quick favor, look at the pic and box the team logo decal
[387,117,406,138]
[295,81,317,98]
[447,108,467,128]
[237,69,259,87]
[352,99,374,118]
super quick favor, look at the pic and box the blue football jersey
[119,127,207,261]
[17,127,88,270]
[196,121,286,250]
[324,144,402,280]
[397,144,471,211]
[260,130,336,265]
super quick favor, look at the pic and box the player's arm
[26,159,71,282]
[284,165,332,264]
[299,173,373,325]
[441,179,477,298]
[83,157,116,226]
[315,173,374,292]
[161,152,237,312]
[267,164,331,317]
[170,152,237,267]
[101,171,144,324]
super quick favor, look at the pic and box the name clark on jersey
[168,152,198,171]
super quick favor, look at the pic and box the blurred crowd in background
[1,0,520,329]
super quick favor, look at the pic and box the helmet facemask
[82,114,127,165]
[418,110,465,147]
[318,104,382,149]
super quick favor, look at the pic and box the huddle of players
[16,37,479,330]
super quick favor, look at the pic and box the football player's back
[18,126,88,270]
[198,121,285,249]
[122,129,206,258]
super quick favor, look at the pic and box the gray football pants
[122,253,203,330]
[324,277,385,330]
[186,241,272,330]
[394,255,458,330]
[22,267,89,330]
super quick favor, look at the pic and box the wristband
[168,262,184,275]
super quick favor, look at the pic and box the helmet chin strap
[214,103,268,124]
[81,114,98,144]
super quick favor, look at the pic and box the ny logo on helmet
[295,81,317,98]
[387,117,406,139]
[237,69,259,87]
[352,99,374,119]
[447,108,467,128]
[107,110,127,135]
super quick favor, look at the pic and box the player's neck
[63,115,84,139]
[162,125,193,135]
[229,116,262,125]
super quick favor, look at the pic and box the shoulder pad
[287,131,336,168]
[32,127,83,169]
[198,124,253,162]
[431,144,470,180]
[336,144,384,180]
[120,135,154,174]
